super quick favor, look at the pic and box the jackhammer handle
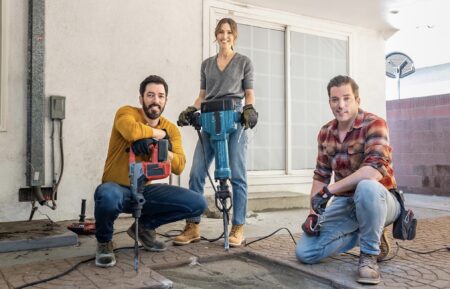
[177,119,189,127]
[79,199,86,222]
[177,112,201,129]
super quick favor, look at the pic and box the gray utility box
[50,95,66,120]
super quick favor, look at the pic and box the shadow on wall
[387,94,450,197]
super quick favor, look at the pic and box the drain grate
[157,254,334,289]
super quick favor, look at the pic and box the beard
[143,103,165,120]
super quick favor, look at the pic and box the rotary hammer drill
[128,139,171,271]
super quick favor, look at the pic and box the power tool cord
[245,227,297,246]
[13,246,141,289]
[51,119,64,203]
[395,242,449,254]
[334,242,448,263]
[196,130,217,198]
[13,257,94,289]
[49,119,64,209]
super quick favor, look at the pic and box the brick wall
[386,94,450,196]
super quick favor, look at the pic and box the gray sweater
[200,53,254,101]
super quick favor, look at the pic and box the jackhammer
[128,139,171,271]
[178,98,241,251]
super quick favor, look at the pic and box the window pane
[290,31,348,170]
[235,24,285,170]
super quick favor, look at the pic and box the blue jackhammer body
[199,105,241,181]
[179,98,241,250]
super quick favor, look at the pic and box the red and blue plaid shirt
[313,109,396,195]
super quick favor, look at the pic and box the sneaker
[95,241,116,268]
[377,227,391,261]
[173,222,201,245]
[229,224,245,247]
[127,222,167,252]
[357,252,381,285]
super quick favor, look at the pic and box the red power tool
[67,199,96,235]
[129,139,171,181]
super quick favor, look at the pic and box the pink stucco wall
[387,94,450,196]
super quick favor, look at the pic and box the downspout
[26,0,46,204]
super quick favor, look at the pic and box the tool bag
[391,189,417,240]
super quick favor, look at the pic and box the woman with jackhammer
[175,18,258,247]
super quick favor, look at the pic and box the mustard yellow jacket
[102,105,186,186]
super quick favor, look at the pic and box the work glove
[301,213,320,236]
[241,104,258,129]
[311,186,333,214]
[131,138,157,156]
[178,106,197,126]
[162,129,172,151]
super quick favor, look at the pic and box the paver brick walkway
[1,216,449,288]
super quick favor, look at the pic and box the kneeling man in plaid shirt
[296,75,400,285]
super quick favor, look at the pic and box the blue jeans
[296,180,401,264]
[187,123,248,225]
[94,182,207,243]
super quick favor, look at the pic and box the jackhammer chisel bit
[129,152,146,272]
[216,180,232,250]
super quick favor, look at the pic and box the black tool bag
[391,189,417,240]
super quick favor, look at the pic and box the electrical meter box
[50,95,66,120]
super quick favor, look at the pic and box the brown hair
[139,75,168,97]
[327,75,359,99]
[214,18,238,40]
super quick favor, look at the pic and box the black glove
[131,138,157,156]
[162,129,172,152]
[311,186,332,214]
[178,106,197,126]
[302,213,320,236]
[241,104,258,129]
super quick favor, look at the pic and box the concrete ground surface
[0,193,449,289]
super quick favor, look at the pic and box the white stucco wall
[0,0,203,222]
[352,28,387,118]
[0,0,386,222]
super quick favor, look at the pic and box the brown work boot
[95,241,116,268]
[127,222,167,252]
[357,252,381,285]
[229,224,245,247]
[173,222,201,245]
[377,227,391,261]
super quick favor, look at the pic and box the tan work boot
[229,224,245,247]
[377,227,391,261]
[173,222,200,245]
[357,253,381,285]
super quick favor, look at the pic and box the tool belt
[390,189,417,240]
